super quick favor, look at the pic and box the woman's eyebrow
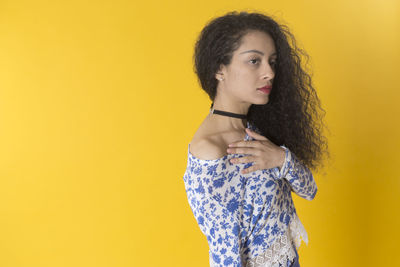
[239,50,277,57]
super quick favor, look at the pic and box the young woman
[183,11,329,267]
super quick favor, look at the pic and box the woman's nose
[261,62,275,80]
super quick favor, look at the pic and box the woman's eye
[249,58,260,65]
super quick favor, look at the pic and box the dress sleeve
[276,145,318,200]
[183,160,244,266]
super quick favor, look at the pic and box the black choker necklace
[209,103,247,119]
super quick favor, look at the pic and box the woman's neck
[209,100,250,130]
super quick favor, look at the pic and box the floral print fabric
[183,121,317,266]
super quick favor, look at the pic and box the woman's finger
[227,147,258,155]
[229,155,256,164]
[228,140,260,148]
[241,164,260,174]
[245,128,269,141]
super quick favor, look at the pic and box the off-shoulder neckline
[188,143,235,162]
[188,121,252,162]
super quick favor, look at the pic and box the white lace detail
[244,213,308,267]
[289,213,308,250]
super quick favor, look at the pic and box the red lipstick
[257,85,272,94]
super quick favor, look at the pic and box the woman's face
[216,30,277,105]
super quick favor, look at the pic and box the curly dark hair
[193,10,330,171]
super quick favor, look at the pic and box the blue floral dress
[183,121,317,266]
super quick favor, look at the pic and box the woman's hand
[226,128,286,174]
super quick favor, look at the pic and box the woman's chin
[255,97,269,105]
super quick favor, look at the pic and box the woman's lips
[257,87,271,94]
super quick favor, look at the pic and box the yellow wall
[0,0,399,266]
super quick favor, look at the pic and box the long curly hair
[193,10,330,171]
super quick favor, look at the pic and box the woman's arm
[277,145,318,200]
[183,164,244,267]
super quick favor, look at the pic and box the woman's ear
[215,65,226,81]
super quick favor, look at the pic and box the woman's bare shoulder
[189,137,227,161]
[190,122,245,161]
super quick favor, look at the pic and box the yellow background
[0,0,399,266]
